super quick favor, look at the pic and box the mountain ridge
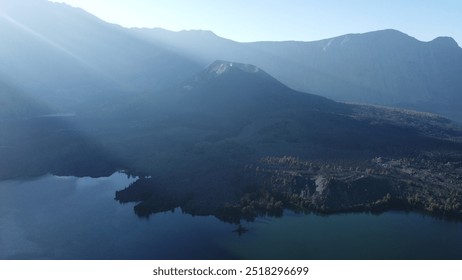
[3,0,461,120]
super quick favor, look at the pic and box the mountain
[0,0,201,113]
[133,28,462,121]
[110,61,462,220]
[3,1,460,120]
[108,60,349,177]
[159,60,341,116]
[247,30,462,120]
[1,1,462,221]
[117,60,462,161]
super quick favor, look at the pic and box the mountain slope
[164,60,342,116]
[0,77,50,118]
[0,0,201,113]
[109,61,462,220]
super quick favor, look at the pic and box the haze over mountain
[2,0,461,121]
[0,0,200,113]
[1,0,462,221]
[133,28,462,122]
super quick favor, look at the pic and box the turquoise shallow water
[0,173,461,260]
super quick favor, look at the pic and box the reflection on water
[1,173,462,259]
[0,173,237,259]
[230,211,462,259]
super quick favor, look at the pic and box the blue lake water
[0,173,461,260]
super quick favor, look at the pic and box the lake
[1,173,461,260]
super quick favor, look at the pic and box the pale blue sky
[49,0,461,45]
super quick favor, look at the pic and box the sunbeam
[1,0,462,265]
[0,12,97,72]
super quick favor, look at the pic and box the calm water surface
[0,173,461,259]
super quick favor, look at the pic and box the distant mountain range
[2,0,461,121]
[133,28,462,122]
[1,0,462,221]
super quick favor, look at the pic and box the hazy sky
[49,0,462,45]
